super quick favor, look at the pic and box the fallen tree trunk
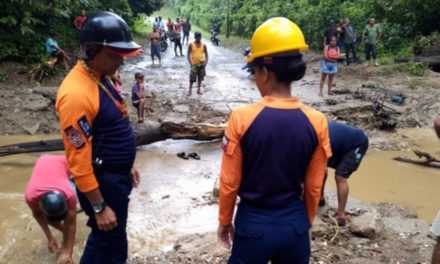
[0,121,226,157]
[393,150,440,168]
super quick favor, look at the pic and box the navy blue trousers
[77,171,132,264]
[365,43,377,60]
[229,200,311,264]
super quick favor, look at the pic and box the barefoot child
[319,36,340,97]
[131,72,145,123]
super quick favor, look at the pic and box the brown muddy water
[0,128,439,262]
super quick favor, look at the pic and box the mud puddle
[324,127,440,222]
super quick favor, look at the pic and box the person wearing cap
[217,17,331,263]
[323,19,338,47]
[132,72,146,123]
[55,11,141,263]
[187,31,208,96]
[25,154,77,264]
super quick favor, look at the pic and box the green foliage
[164,0,440,54]
[417,31,440,48]
[399,62,427,77]
[0,0,162,64]
[129,0,164,16]
[378,54,394,65]
[0,72,8,82]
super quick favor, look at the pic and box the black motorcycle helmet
[39,191,68,222]
[194,31,202,38]
[81,11,141,51]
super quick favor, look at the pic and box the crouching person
[25,154,77,264]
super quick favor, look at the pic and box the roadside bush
[399,62,427,77]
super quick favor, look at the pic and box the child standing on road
[132,72,145,123]
[319,36,340,97]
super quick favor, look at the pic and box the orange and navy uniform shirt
[55,61,136,193]
[219,96,332,226]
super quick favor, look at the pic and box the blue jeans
[77,170,132,264]
[229,200,311,264]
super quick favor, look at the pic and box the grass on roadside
[131,14,151,46]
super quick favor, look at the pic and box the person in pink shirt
[25,154,77,264]
[319,36,340,97]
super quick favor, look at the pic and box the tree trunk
[393,150,440,168]
[0,121,226,157]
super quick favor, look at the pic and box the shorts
[50,51,58,57]
[334,138,369,178]
[150,43,161,59]
[183,31,189,37]
[321,59,338,74]
[190,64,205,83]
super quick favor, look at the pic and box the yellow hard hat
[246,17,308,63]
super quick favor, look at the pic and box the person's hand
[95,206,117,231]
[361,41,365,46]
[375,40,379,45]
[203,62,207,67]
[57,251,73,264]
[48,236,61,253]
[131,166,141,188]
[217,224,234,249]
[140,98,145,103]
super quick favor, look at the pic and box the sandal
[321,214,347,227]
[177,152,189,160]
[188,152,201,160]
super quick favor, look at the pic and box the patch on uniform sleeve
[221,135,229,152]
[77,115,91,138]
[64,126,85,149]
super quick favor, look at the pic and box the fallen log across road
[0,121,226,157]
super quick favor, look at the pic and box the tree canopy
[0,0,163,63]
[167,0,440,51]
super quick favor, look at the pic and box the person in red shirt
[74,10,87,31]
[25,154,77,264]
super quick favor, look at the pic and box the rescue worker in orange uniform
[55,12,141,264]
[217,17,332,263]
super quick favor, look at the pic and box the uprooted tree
[0,121,225,157]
